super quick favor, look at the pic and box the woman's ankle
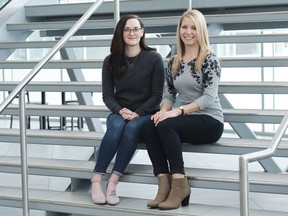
[172,173,185,179]
[91,173,104,182]
[107,180,118,193]
[107,173,120,193]
[91,174,105,194]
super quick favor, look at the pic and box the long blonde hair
[172,9,211,75]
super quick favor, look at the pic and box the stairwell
[0,0,288,215]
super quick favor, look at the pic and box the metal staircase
[0,0,288,215]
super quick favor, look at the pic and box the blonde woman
[143,9,224,210]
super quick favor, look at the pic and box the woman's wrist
[179,105,184,116]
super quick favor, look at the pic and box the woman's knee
[156,119,172,133]
[126,115,151,131]
[107,114,126,130]
[142,119,154,131]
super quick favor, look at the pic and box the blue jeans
[93,113,151,176]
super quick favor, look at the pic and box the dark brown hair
[109,14,156,76]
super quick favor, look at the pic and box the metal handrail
[0,0,105,215]
[239,111,288,216]
[0,0,11,10]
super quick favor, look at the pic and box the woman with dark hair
[91,14,165,206]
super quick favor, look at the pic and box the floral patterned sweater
[162,52,224,123]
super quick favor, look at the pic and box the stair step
[1,34,288,49]
[1,106,287,124]
[6,17,177,31]
[7,11,288,33]
[2,81,288,94]
[8,12,288,32]
[0,81,102,92]
[1,57,288,69]
[0,155,288,194]
[24,0,188,19]
[0,186,192,216]
[3,104,110,118]
[0,186,287,216]
[0,129,102,146]
[24,0,288,19]
[0,130,288,156]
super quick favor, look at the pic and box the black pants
[143,114,224,176]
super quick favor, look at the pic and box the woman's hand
[151,109,180,126]
[119,108,139,120]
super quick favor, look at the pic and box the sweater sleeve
[194,54,221,109]
[102,55,122,114]
[161,56,177,107]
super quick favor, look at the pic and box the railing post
[114,0,120,27]
[239,155,249,216]
[19,89,29,216]
[188,0,193,10]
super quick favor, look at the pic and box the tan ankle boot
[147,174,171,208]
[158,176,191,210]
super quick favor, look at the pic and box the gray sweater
[102,49,165,116]
[162,52,224,123]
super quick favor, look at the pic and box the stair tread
[0,186,194,216]
[0,185,287,216]
[2,81,288,94]
[24,0,288,19]
[0,155,287,186]
[8,11,288,31]
[0,128,287,147]
[1,130,288,156]
[1,107,287,124]
[1,57,288,69]
[1,34,288,49]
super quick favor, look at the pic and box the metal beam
[60,47,104,133]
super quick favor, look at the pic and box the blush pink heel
[91,178,106,205]
[106,181,120,205]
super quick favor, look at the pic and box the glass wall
[216,29,288,136]
[1,0,288,136]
